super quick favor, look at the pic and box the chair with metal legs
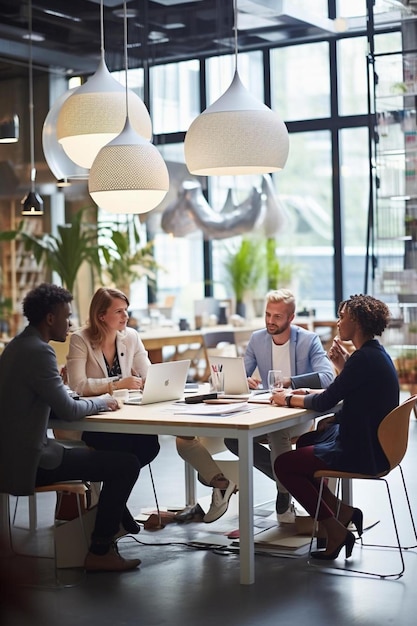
[308,394,417,579]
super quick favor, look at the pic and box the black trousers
[81,432,160,469]
[36,447,140,544]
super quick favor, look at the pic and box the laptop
[124,359,191,405]
[208,355,250,397]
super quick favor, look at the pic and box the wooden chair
[308,395,417,579]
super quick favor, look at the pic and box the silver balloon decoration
[187,182,261,239]
[160,183,200,237]
[160,176,289,239]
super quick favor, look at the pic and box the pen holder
[210,371,224,395]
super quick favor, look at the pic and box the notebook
[124,359,191,405]
[208,355,250,397]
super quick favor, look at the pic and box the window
[271,43,330,121]
[151,60,200,133]
[338,36,368,116]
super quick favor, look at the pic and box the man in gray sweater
[0,283,141,572]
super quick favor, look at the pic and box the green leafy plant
[266,238,295,291]
[98,216,160,297]
[0,211,160,300]
[1,208,103,294]
[224,237,265,310]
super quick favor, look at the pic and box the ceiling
[0,0,347,80]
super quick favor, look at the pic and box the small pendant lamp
[21,0,43,216]
[184,0,289,176]
[88,2,169,215]
[0,115,19,143]
[56,0,152,170]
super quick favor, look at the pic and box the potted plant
[395,348,417,385]
[0,208,103,295]
[224,237,265,317]
[98,216,161,300]
[265,238,295,291]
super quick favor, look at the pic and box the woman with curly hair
[271,294,399,561]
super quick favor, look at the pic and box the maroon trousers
[274,445,335,521]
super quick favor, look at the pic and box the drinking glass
[267,370,283,393]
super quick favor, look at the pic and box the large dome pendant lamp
[56,0,152,170]
[88,2,169,215]
[184,0,289,176]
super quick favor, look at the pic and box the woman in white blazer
[67,287,160,534]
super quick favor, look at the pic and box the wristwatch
[285,394,293,407]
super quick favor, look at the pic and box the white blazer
[66,326,150,396]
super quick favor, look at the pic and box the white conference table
[47,399,319,585]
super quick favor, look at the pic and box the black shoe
[276,491,290,515]
[175,503,205,523]
[344,508,363,537]
[311,530,355,561]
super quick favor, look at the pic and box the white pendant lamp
[56,0,152,170]
[184,0,289,176]
[88,3,169,215]
[42,88,89,182]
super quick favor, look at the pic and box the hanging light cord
[233,0,238,72]
[100,0,104,58]
[123,1,129,119]
[28,0,35,190]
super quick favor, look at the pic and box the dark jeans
[81,432,160,468]
[36,447,140,544]
[224,437,275,481]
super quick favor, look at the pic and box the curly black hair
[338,294,390,337]
[23,283,73,326]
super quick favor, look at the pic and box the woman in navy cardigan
[272,294,399,561]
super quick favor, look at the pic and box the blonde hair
[86,287,129,347]
[265,289,296,315]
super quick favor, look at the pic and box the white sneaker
[203,481,237,523]
[277,502,296,524]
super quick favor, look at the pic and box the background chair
[308,395,417,579]
[202,330,238,357]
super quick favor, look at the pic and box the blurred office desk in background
[139,322,264,380]
[139,318,338,380]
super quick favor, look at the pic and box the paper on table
[173,402,250,416]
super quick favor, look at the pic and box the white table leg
[28,494,37,530]
[184,462,197,506]
[0,493,12,555]
[237,433,255,585]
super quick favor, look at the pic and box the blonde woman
[67,287,160,534]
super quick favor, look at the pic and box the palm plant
[224,237,265,315]
[98,216,160,298]
[0,211,160,301]
[6,208,103,294]
[266,238,294,291]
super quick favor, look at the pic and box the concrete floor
[2,396,417,626]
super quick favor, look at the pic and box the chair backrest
[378,395,417,471]
[203,331,236,350]
[202,331,238,358]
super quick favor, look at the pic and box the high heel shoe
[310,530,355,561]
[344,507,363,537]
